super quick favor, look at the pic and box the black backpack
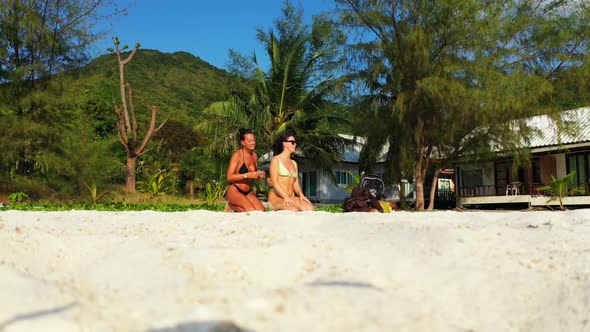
[359,175,384,200]
[342,185,383,213]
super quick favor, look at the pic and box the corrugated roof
[259,134,387,164]
[261,107,590,165]
[338,134,362,162]
[338,134,389,163]
[525,107,590,148]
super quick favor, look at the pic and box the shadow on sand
[306,280,382,291]
[0,302,77,330]
[150,320,254,332]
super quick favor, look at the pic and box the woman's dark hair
[271,132,295,156]
[238,128,254,141]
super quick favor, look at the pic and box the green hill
[65,49,249,126]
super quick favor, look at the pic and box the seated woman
[225,128,266,212]
[267,133,314,211]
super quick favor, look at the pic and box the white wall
[302,162,412,203]
[318,164,359,203]
[555,153,567,178]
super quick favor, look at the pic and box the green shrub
[82,181,111,204]
[7,191,29,203]
[138,169,177,197]
[198,181,227,205]
[537,171,584,210]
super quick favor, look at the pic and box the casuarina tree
[335,0,590,210]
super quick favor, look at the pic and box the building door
[539,155,556,185]
[302,171,317,199]
[567,153,589,194]
[494,161,510,195]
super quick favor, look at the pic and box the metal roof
[338,134,389,163]
[525,107,590,149]
[258,134,387,164]
[260,107,590,164]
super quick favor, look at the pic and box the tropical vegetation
[334,0,590,210]
[197,1,352,172]
[1,0,589,211]
[537,171,585,210]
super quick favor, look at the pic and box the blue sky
[93,0,337,70]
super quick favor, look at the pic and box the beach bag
[342,186,383,212]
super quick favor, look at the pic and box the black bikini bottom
[232,183,251,196]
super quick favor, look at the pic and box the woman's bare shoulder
[228,149,242,161]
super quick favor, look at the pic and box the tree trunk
[414,148,424,211]
[427,168,442,211]
[400,180,406,209]
[414,170,424,211]
[126,156,138,193]
[188,182,195,199]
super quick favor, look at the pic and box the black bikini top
[239,149,257,174]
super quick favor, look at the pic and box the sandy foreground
[0,209,589,332]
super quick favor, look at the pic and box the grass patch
[315,204,343,213]
[0,202,226,212]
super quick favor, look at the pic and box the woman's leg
[226,185,259,212]
[293,197,314,211]
[267,191,299,211]
[245,192,265,211]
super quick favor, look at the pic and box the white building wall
[319,164,360,203]
[555,153,567,178]
[300,162,396,203]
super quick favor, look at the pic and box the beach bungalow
[260,134,416,204]
[456,107,590,209]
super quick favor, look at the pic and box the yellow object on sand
[379,200,392,213]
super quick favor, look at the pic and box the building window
[439,179,452,191]
[335,171,357,185]
[567,152,589,194]
[462,169,483,187]
[302,171,317,198]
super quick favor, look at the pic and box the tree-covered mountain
[65,49,250,129]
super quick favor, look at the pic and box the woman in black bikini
[225,128,266,212]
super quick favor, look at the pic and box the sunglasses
[284,140,297,145]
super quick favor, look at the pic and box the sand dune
[1,209,589,332]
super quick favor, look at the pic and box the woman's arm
[226,151,239,182]
[226,151,257,182]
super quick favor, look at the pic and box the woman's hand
[298,194,311,204]
[283,196,294,206]
[257,170,266,179]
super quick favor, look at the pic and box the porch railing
[459,185,498,197]
[437,189,455,201]
[459,184,537,197]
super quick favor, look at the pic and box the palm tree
[199,1,350,170]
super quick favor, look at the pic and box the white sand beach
[1,209,589,332]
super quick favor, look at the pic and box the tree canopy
[198,0,351,171]
[335,0,590,209]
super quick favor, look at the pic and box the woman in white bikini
[225,128,266,212]
[267,133,314,211]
